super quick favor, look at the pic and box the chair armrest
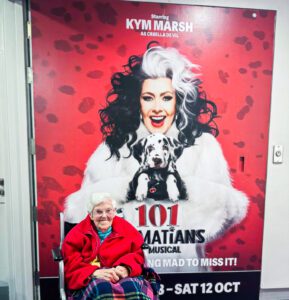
[51,247,63,261]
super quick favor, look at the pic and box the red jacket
[62,215,145,290]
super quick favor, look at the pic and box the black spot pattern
[79,97,95,113]
[87,70,103,79]
[63,165,83,176]
[36,145,47,160]
[78,121,96,134]
[94,3,118,25]
[54,40,72,52]
[59,85,75,95]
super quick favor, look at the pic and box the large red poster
[31,0,275,298]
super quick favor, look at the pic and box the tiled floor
[260,289,289,300]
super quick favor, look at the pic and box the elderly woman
[62,192,159,299]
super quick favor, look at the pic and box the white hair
[141,46,201,132]
[87,192,116,213]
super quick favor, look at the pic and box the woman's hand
[114,265,130,279]
[92,268,119,283]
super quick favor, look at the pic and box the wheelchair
[51,212,73,300]
[52,211,159,300]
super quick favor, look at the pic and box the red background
[31,0,275,276]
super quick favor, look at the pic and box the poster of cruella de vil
[31,0,275,298]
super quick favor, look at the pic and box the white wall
[132,0,289,290]
[0,0,34,299]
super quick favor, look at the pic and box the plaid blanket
[69,273,160,300]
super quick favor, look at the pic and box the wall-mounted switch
[0,178,4,198]
[273,145,283,164]
[0,178,5,199]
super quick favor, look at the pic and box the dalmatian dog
[127,133,187,202]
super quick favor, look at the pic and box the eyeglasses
[92,208,115,217]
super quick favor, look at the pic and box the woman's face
[140,78,176,134]
[91,200,116,232]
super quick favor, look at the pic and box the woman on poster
[64,43,248,269]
